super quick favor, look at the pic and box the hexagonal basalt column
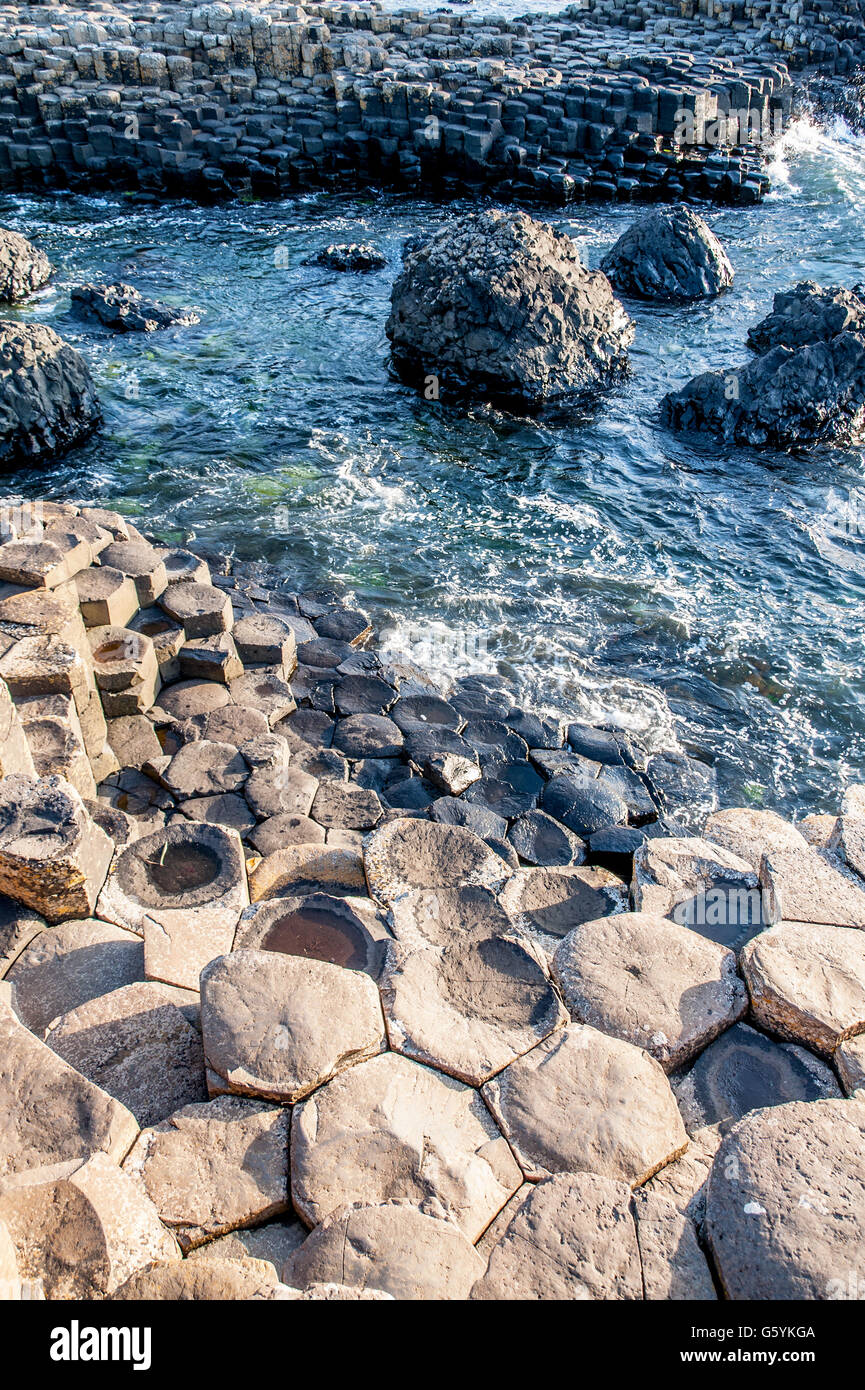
[200,948,386,1102]
[87,625,160,716]
[160,581,233,638]
[0,775,113,922]
[74,565,140,629]
[97,821,248,990]
[291,1051,521,1241]
[100,541,168,606]
[234,892,391,978]
[0,677,35,780]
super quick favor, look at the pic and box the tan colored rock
[551,911,746,1071]
[112,1257,279,1301]
[0,677,35,779]
[162,739,249,798]
[233,613,297,670]
[705,1098,865,1300]
[19,713,96,801]
[179,631,243,685]
[44,982,206,1127]
[155,678,231,721]
[474,1183,533,1263]
[100,541,167,606]
[7,916,143,1032]
[243,764,317,818]
[740,920,865,1055]
[473,1172,642,1301]
[186,1219,306,1273]
[829,815,865,881]
[759,845,865,929]
[499,864,628,950]
[0,538,69,588]
[0,996,139,1178]
[0,895,44,978]
[227,670,295,726]
[291,1051,521,1241]
[0,1152,178,1299]
[88,624,160,716]
[276,1281,392,1301]
[122,1094,289,1251]
[380,924,567,1086]
[836,1035,865,1095]
[632,1190,716,1300]
[201,948,385,1102]
[798,813,839,850]
[363,817,513,906]
[0,775,113,922]
[642,1125,722,1231]
[106,713,163,772]
[0,1217,26,1299]
[233,892,391,979]
[482,1024,688,1186]
[97,821,248,990]
[248,843,365,901]
[388,884,516,949]
[703,807,809,870]
[285,1202,484,1301]
[74,565,139,629]
[633,836,764,950]
[160,581,232,637]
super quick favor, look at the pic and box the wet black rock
[0,227,52,302]
[644,751,718,819]
[306,243,387,272]
[508,809,586,867]
[660,332,865,448]
[600,206,734,302]
[747,280,865,353]
[0,322,101,465]
[541,771,629,840]
[386,208,634,408]
[71,282,199,332]
[430,797,508,844]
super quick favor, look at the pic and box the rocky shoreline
[0,0,861,207]
[0,490,864,1300]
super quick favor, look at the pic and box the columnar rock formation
[1,493,865,1299]
[0,0,840,206]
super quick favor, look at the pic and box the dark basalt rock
[386,208,634,407]
[600,206,734,302]
[305,243,387,272]
[747,280,865,354]
[0,322,101,465]
[71,282,200,333]
[541,771,629,840]
[673,1022,842,1135]
[0,227,52,303]
[661,332,865,448]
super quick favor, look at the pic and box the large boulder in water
[600,206,734,302]
[71,282,199,333]
[660,333,865,448]
[385,209,634,407]
[0,322,101,465]
[747,280,865,354]
[0,228,52,304]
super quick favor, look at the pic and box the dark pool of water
[144,842,221,895]
[3,115,865,819]
[262,905,368,969]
